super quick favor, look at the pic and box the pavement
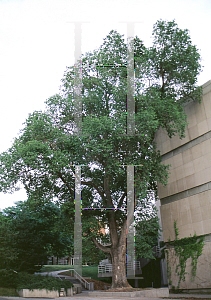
[1,291,211,300]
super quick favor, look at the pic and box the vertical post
[74,165,82,276]
[127,165,135,277]
[74,22,83,135]
[72,21,88,276]
[127,23,135,136]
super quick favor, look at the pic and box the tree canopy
[0,200,74,273]
[0,19,202,287]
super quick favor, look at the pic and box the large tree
[0,20,202,287]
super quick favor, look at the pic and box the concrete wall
[17,289,60,298]
[166,234,211,289]
[154,80,211,289]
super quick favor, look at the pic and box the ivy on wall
[165,221,205,290]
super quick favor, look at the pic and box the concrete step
[84,287,169,298]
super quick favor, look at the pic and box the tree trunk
[91,170,132,289]
[91,233,131,288]
[111,246,131,288]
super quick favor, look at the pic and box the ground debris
[85,278,111,290]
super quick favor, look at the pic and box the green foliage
[135,199,161,259]
[166,250,172,286]
[82,265,98,280]
[82,238,107,265]
[0,20,202,204]
[16,273,73,292]
[0,287,19,297]
[166,221,205,289]
[1,200,73,273]
[150,20,202,102]
[0,269,18,288]
[0,212,17,269]
[0,269,73,292]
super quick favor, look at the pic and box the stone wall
[165,234,211,289]
[154,80,211,289]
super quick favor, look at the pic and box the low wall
[17,287,73,297]
[17,289,60,298]
[86,288,169,298]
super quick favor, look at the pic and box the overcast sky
[0,0,210,210]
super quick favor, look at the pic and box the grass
[40,265,112,284]
[45,264,113,284]
[82,265,98,279]
[0,287,19,297]
[40,264,99,278]
[39,264,74,272]
[82,266,112,284]
[40,264,98,276]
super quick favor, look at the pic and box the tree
[46,200,74,264]
[0,211,17,269]
[1,200,71,273]
[0,20,202,287]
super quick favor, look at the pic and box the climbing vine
[166,249,172,286]
[165,221,205,289]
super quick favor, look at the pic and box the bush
[0,269,18,288]
[0,287,19,297]
[0,269,73,292]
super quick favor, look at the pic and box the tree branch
[81,180,105,201]
[104,171,113,208]
[118,192,126,209]
[91,236,111,254]
[56,171,74,196]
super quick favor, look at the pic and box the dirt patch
[58,272,111,290]
[85,278,111,290]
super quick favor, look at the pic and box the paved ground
[1,292,211,300]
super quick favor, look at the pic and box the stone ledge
[85,287,169,298]
[17,289,60,298]
[17,287,73,297]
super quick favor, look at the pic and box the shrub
[0,269,18,288]
[0,269,73,292]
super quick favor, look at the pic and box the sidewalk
[1,291,211,300]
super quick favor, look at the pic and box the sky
[0,0,210,210]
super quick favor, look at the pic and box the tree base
[110,281,132,289]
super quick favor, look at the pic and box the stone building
[154,80,211,290]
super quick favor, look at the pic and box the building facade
[154,80,211,290]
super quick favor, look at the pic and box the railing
[98,264,112,273]
[57,269,92,290]
[98,261,141,274]
[127,260,141,270]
